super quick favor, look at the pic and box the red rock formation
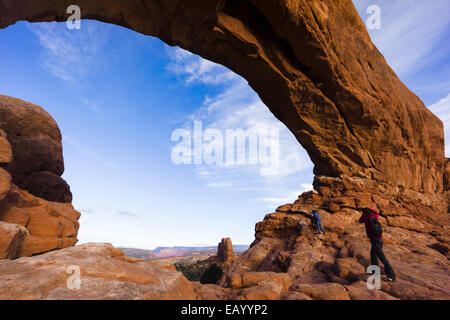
[0,98,80,257]
[0,184,80,257]
[0,168,10,201]
[0,222,28,259]
[0,129,12,164]
[218,190,450,300]
[444,159,450,213]
[0,0,448,300]
[0,243,196,300]
[0,96,72,203]
[0,0,445,200]
[217,237,234,265]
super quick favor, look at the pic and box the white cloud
[428,93,450,157]
[117,210,140,218]
[354,0,450,79]
[166,47,314,206]
[63,136,99,160]
[79,207,140,218]
[82,98,101,114]
[30,21,108,84]
[168,49,312,179]
[259,184,313,209]
[206,181,234,188]
[63,136,116,168]
[166,48,238,86]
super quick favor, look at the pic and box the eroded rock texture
[0,96,72,203]
[0,243,196,300]
[0,97,79,258]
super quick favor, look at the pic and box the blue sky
[0,1,448,249]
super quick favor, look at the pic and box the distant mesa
[119,243,248,260]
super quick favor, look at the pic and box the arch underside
[0,0,445,198]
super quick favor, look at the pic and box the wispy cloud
[29,21,109,84]
[80,207,140,218]
[354,1,450,157]
[117,210,140,218]
[354,0,450,79]
[63,135,99,160]
[82,98,101,115]
[63,135,116,167]
[166,47,314,205]
[206,181,234,188]
[354,0,450,102]
[428,93,450,157]
[258,184,313,209]
[166,48,238,85]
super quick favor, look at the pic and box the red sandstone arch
[0,0,446,211]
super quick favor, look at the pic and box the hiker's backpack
[368,217,383,237]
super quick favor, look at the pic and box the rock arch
[0,1,449,300]
[1,1,449,238]
[1,0,446,197]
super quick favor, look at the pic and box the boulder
[21,171,72,204]
[345,281,398,300]
[193,283,232,300]
[238,272,291,292]
[333,258,366,282]
[0,167,11,201]
[0,243,196,300]
[0,130,12,164]
[0,205,30,226]
[283,292,312,300]
[290,283,350,300]
[0,222,28,259]
[0,185,80,257]
[232,281,284,300]
[0,95,71,203]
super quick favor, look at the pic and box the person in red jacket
[359,207,396,282]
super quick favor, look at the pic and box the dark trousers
[316,221,325,234]
[370,239,396,280]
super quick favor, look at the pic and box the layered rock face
[444,159,450,213]
[0,97,80,258]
